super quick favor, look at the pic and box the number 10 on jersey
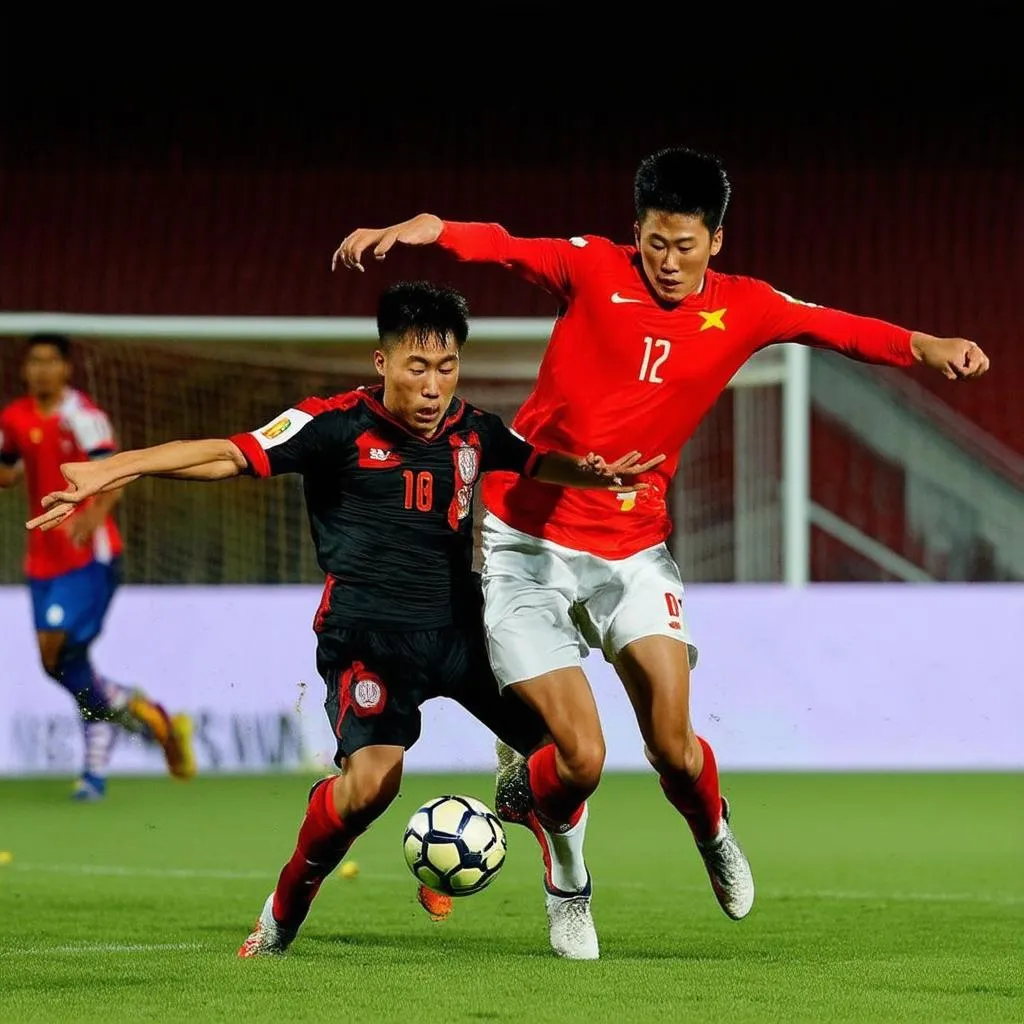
[403,470,434,512]
[639,337,671,384]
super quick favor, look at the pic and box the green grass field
[1,772,1021,1023]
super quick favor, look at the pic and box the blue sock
[59,655,112,720]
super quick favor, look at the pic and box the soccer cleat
[71,773,106,801]
[494,739,532,827]
[545,876,599,960]
[495,739,599,958]
[412,770,453,922]
[417,884,453,922]
[696,796,755,920]
[128,694,196,780]
[166,713,197,780]
[238,892,298,958]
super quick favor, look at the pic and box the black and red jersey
[230,384,539,631]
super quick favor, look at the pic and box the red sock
[659,736,723,844]
[272,778,360,929]
[528,743,586,832]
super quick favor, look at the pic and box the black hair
[376,281,470,351]
[633,147,731,233]
[25,333,71,359]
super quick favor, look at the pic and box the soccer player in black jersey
[28,281,663,959]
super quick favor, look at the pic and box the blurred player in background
[1,334,195,800]
[334,147,991,950]
[29,283,661,959]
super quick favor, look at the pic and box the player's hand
[25,461,112,532]
[911,335,990,380]
[581,450,666,491]
[43,460,110,507]
[332,214,444,272]
[26,499,77,532]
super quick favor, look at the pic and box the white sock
[542,804,590,893]
[83,719,116,777]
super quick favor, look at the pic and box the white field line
[7,862,1024,907]
[1,942,205,957]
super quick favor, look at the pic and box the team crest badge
[354,677,383,710]
[345,662,387,719]
[457,444,479,487]
[448,432,482,530]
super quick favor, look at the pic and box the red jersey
[438,221,915,559]
[0,388,123,579]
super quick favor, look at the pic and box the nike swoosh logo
[610,292,642,304]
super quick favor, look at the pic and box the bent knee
[645,730,702,778]
[559,736,606,793]
[37,635,66,679]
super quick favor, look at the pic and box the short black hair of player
[634,147,732,234]
[24,333,71,359]
[377,281,470,352]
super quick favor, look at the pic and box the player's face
[22,344,70,400]
[375,333,461,437]
[635,210,723,304]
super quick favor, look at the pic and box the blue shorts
[28,558,123,648]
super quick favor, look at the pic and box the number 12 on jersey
[639,337,671,384]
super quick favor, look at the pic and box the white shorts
[480,512,698,689]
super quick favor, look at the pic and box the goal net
[0,322,791,585]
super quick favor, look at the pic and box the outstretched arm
[475,410,664,492]
[332,212,584,300]
[754,282,990,379]
[532,450,665,491]
[74,439,245,489]
[26,439,247,532]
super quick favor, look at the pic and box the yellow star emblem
[698,308,727,331]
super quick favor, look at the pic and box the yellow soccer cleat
[128,695,196,780]
[166,713,197,780]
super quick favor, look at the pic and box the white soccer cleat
[545,878,599,961]
[697,797,755,920]
[237,892,298,958]
[495,739,600,958]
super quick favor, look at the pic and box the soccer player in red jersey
[1,334,196,799]
[333,147,991,955]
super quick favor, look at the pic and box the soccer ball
[403,795,507,897]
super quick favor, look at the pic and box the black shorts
[317,623,547,764]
